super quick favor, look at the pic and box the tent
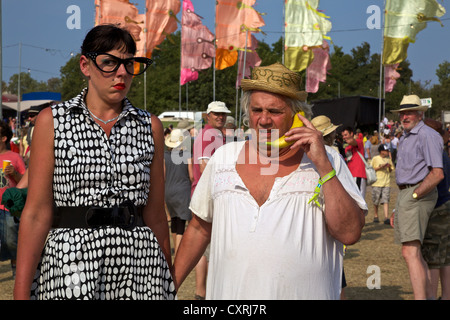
[1,92,61,112]
[310,96,383,131]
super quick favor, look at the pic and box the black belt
[398,181,422,190]
[53,201,145,230]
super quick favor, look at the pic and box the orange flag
[215,0,264,69]
[143,0,181,58]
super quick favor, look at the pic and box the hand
[3,164,15,176]
[284,113,332,175]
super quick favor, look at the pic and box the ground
[0,170,423,300]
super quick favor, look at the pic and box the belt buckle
[117,201,136,230]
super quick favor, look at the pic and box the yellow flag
[383,0,446,65]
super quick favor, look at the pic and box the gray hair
[240,90,313,127]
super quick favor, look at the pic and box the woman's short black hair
[0,121,13,145]
[81,24,137,56]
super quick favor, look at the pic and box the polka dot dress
[30,89,176,300]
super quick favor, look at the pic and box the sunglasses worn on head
[85,52,153,76]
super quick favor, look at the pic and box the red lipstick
[114,83,126,90]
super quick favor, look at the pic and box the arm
[14,108,55,300]
[144,115,172,268]
[413,167,444,199]
[172,214,212,290]
[286,114,365,245]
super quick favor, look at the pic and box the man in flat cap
[391,95,444,299]
[173,63,366,299]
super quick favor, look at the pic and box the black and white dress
[30,89,176,300]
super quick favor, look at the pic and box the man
[391,95,444,300]
[191,100,230,300]
[173,63,366,299]
[371,144,394,224]
[342,126,367,198]
[0,121,26,278]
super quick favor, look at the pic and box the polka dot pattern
[31,89,176,300]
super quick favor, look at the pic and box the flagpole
[213,3,217,101]
[378,0,386,133]
[282,1,286,64]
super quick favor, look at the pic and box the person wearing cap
[421,118,450,300]
[371,144,394,224]
[173,63,366,299]
[190,100,230,300]
[164,128,192,256]
[390,95,444,300]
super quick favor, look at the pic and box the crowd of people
[0,24,449,300]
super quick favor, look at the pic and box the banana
[266,111,305,148]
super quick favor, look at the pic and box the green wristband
[308,169,336,207]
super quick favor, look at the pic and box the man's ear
[80,55,91,78]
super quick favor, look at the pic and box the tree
[6,72,47,96]
[60,53,86,101]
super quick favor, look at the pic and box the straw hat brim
[322,124,341,136]
[165,134,187,149]
[240,79,308,101]
[391,105,428,113]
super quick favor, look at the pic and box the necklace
[88,109,120,125]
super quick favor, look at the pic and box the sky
[1,0,449,91]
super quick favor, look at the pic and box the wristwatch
[412,192,418,199]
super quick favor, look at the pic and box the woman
[164,128,192,256]
[14,25,175,300]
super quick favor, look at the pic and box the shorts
[170,217,187,235]
[422,201,450,268]
[394,184,437,245]
[371,186,390,205]
[0,209,19,261]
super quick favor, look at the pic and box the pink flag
[385,64,401,92]
[306,41,331,93]
[236,35,261,88]
[180,0,215,84]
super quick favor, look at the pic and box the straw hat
[165,129,189,149]
[240,63,308,101]
[176,119,194,130]
[391,95,429,113]
[311,115,341,136]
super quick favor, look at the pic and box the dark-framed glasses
[85,52,153,76]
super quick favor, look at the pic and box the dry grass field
[0,171,419,300]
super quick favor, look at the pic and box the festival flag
[95,0,145,55]
[143,0,181,58]
[306,40,331,93]
[180,0,215,85]
[383,0,446,65]
[285,0,332,72]
[235,35,261,88]
[215,0,265,69]
[384,64,401,93]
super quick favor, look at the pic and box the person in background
[421,118,450,300]
[342,126,367,198]
[371,144,394,224]
[191,100,231,300]
[391,95,444,300]
[164,128,192,256]
[0,121,26,278]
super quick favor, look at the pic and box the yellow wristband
[308,169,336,207]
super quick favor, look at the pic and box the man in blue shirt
[391,95,444,300]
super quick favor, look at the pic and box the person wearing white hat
[390,95,444,300]
[190,100,230,300]
[173,63,367,299]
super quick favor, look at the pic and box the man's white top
[190,141,367,300]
